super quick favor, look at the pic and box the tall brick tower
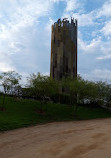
[50,18,77,80]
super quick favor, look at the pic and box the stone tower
[50,18,77,80]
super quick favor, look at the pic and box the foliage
[1,70,111,111]
[0,71,22,110]
[26,72,111,109]
[0,71,22,95]
[27,72,59,100]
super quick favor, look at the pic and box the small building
[50,18,77,80]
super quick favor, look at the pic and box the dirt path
[1,119,111,158]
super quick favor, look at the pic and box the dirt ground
[1,119,111,158]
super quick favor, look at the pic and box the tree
[61,75,100,114]
[27,72,59,99]
[0,71,22,110]
[96,81,111,107]
[27,72,59,111]
[61,76,81,114]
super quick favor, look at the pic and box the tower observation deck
[50,18,77,80]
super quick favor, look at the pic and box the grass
[0,95,111,131]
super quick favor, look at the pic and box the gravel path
[1,118,111,158]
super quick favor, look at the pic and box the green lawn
[0,96,111,131]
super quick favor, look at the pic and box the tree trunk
[1,93,6,111]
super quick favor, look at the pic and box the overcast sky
[0,0,111,83]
